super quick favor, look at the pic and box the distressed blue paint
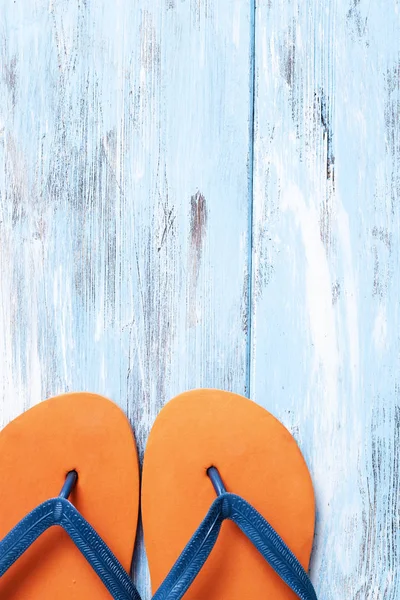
[0,1,252,597]
[252,0,400,597]
[0,0,399,598]
[245,0,257,397]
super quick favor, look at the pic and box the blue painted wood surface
[0,0,399,597]
[252,1,400,598]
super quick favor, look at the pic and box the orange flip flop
[142,389,318,600]
[0,392,140,600]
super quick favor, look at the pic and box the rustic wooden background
[0,0,399,597]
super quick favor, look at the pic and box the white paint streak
[281,182,339,412]
[373,303,387,352]
[336,196,360,396]
[232,1,241,49]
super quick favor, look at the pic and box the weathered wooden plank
[252,0,400,596]
[0,1,253,596]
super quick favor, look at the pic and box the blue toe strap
[0,478,317,600]
[0,497,141,600]
[153,492,318,600]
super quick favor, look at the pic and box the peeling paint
[187,191,207,326]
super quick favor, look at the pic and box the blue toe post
[0,472,141,600]
[206,466,226,496]
[58,470,78,499]
[153,466,318,600]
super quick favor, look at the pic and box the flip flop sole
[142,389,315,599]
[0,392,139,599]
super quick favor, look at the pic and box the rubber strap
[153,492,318,600]
[0,497,141,600]
[0,491,317,600]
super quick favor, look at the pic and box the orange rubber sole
[142,389,315,599]
[0,392,139,599]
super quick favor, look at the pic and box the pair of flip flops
[0,389,317,599]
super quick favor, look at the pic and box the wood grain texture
[1,0,399,597]
[0,1,253,596]
[252,0,400,597]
